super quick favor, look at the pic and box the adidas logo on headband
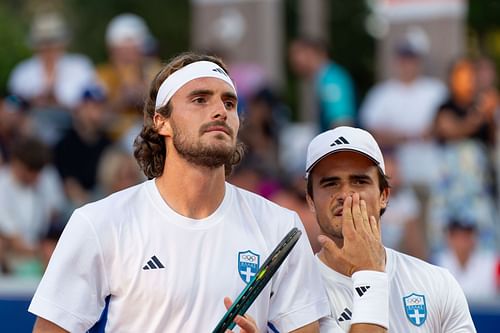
[212,67,228,77]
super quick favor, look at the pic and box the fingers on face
[358,197,370,232]
[370,216,382,241]
[351,193,362,230]
[342,195,355,236]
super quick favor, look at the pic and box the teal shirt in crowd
[315,62,355,131]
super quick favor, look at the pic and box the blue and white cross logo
[403,293,427,326]
[238,250,260,284]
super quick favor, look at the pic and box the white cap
[29,12,69,47]
[106,13,149,47]
[305,126,385,177]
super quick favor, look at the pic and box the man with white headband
[28,52,331,332]
[305,126,476,332]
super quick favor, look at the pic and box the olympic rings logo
[240,255,257,262]
[406,298,423,305]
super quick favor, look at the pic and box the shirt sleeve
[440,269,477,333]
[28,210,110,333]
[267,213,330,331]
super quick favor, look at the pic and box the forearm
[349,323,386,333]
[291,321,320,332]
[33,317,68,333]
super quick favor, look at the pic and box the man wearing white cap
[29,52,330,332]
[305,126,477,332]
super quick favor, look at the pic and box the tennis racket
[212,227,302,333]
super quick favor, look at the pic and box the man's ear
[306,193,316,214]
[380,187,390,209]
[153,113,172,137]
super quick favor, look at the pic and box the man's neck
[155,157,226,219]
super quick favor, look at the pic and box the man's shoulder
[75,181,148,225]
[230,183,296,216]
[388,248,453,281]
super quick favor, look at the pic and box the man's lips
[205,125,230,135]
[333,207,343,217]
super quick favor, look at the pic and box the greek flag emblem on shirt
[403,293,427,326]
[238,250,260,284]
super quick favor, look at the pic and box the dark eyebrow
[350,174,373,182]
[187,89,214,98]
[319,176,340,186]
[222,91,238,102]
[187,90,238,102]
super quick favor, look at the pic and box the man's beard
[171,120,236,169]
[317,214,343,241]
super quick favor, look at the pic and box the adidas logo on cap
[305,126,385,177]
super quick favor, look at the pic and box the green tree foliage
[0,3,31,95]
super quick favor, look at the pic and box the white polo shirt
[318,248,476,332]
[29,180,329,332]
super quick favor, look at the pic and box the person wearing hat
[359,28,446,190]
[8,12,96,110]
[305,126,476,332]
[97,13,162,141]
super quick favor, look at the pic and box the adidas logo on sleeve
[338,307,352,322]
[142,255,165,270]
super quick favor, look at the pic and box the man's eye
[224,100,236,109]
[193,97,206,104]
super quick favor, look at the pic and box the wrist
[351,270,389,329]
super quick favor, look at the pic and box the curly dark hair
[133,52,245,179]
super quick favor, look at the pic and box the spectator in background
[238,88,290,177]
[54,85,112,210]
[430,57,497,251]
[475,55,499,127]
[381,149,427,260]
[97,13,161,145]
[94,145,144,198]
[359,28,447,189]
[289,36,356,131]
[435,219,499,301]
[0,95,32,164]
[0,136,65,276]
[7,12,96,146]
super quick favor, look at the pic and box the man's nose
[212,101,228,120]
[336,184,354,200]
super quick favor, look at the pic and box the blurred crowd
[0,11,499,303]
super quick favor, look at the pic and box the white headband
[155,60,236,110]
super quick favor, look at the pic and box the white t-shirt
[318,248,476,332]
[435,250,498,302]
[360,77,446,137]
[0,166,65,246]
[29,180,329,332]
[359,77,447,185]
